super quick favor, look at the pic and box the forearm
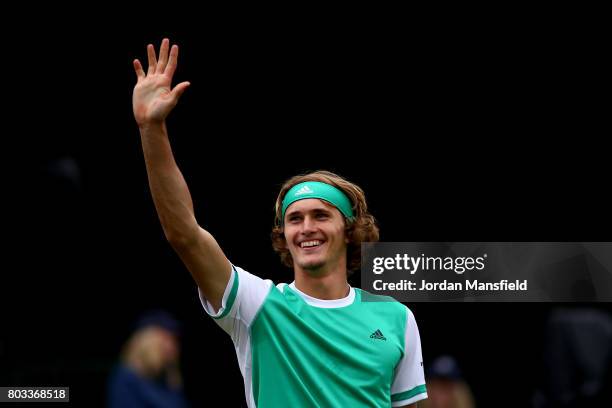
[139,121,197,244]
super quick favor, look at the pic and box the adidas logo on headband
[294,186,314,196]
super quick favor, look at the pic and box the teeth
[300,240,321,248]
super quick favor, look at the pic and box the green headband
[281,181,354,221]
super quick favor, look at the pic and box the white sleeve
[198,264,273,337]
[198,264,273,406]
[391,307,428,406]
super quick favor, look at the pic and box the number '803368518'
[8,389,66,399]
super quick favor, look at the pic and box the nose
[301,215,317,235]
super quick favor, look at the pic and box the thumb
[171,81,191,101]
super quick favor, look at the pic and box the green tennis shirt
[199,265,427,407]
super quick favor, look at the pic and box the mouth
[298,240,325,251]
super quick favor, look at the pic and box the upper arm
[172,226,231,312]
[391,307,427,406]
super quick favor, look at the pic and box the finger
[171,81,191,101]
[156,38,170,74]
[147,44,157,75]
[133,59,145,81]
[164,44,179,78]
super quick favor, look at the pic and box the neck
[294,263,350,300]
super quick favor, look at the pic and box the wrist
[138,120,166,134]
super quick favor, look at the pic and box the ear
[281,229,290,249]
[343,219,351,244]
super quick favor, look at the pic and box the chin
[297,259,326,272]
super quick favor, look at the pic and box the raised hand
[132,38,190,127]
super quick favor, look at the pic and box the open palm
[132,38,190,126]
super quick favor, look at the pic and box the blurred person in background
[421,355,475,408]
[533,307,612,408]
[107,310,189,408]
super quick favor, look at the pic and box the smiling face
[283,198,348,274]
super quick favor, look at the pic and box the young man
[133,38,427,407]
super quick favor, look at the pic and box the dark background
[3,11,610,407]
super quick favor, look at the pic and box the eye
[316,213,329,220]
[288,215,301,223]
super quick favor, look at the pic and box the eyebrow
[286,208,332,218]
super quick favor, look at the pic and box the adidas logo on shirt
[370,329,387,341]
[294,186,314,196]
